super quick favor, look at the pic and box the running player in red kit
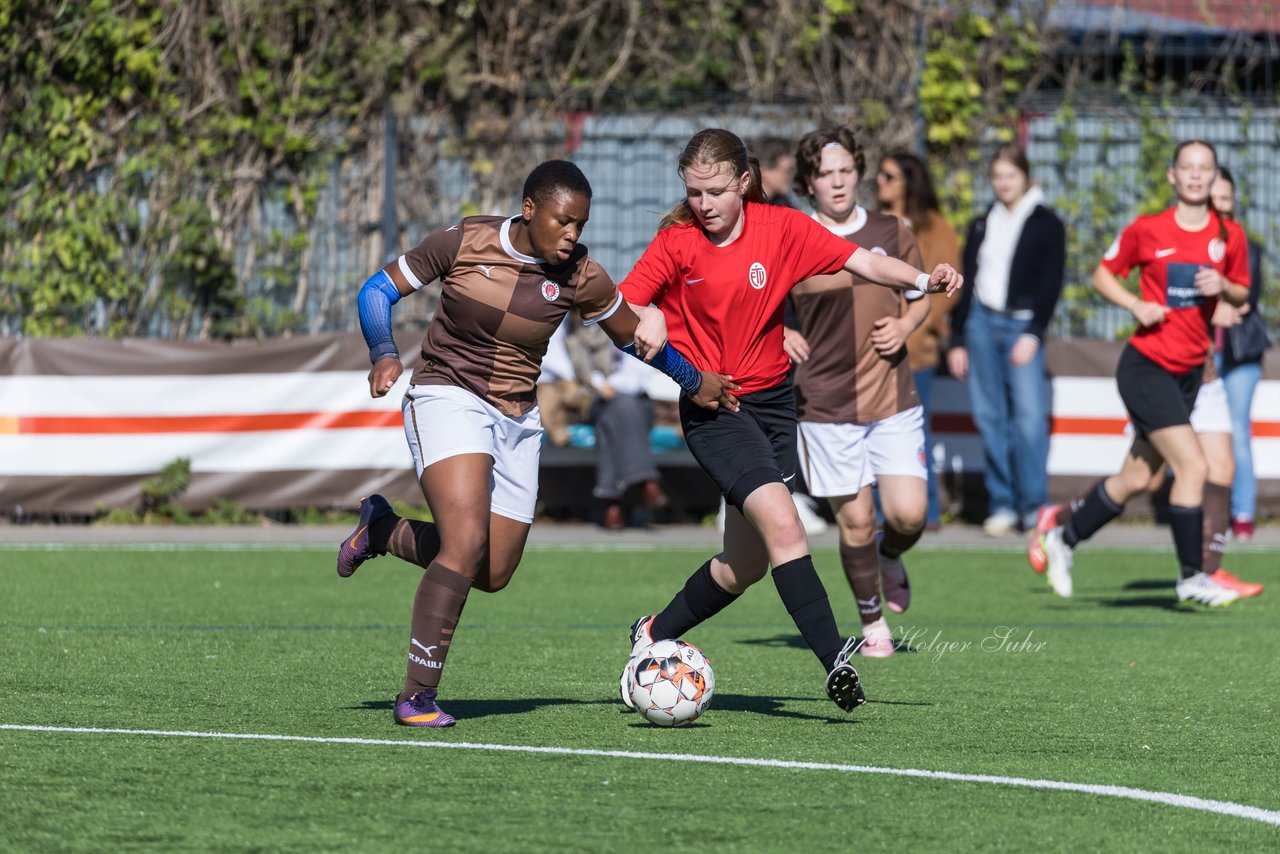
[1039,140,1250,606]
[339,160,734,727]
[618,128,962,712]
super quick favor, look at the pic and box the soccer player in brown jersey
[618,128,962,713]
[785,127,931,658]
[337,160,737,726]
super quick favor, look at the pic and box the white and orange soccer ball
[624,639,715,727]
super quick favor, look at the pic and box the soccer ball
[625,639,715,727]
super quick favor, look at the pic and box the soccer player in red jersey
[339,160,735,727]
[1038,140,1250,607]
[618,128,961,712]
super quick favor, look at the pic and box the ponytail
[745,155,767,204]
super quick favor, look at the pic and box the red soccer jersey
[620,202,857,394]
[1101,207,1249,373]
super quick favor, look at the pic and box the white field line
[2,724,1278,827]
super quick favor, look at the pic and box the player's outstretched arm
[843,247,963,297]
[600,302,739,412]
[358,268,415,398]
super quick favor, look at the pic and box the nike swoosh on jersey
[684,277,704,285]
[1154,248,1177,258]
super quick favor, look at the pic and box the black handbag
[1226,310,1271,362]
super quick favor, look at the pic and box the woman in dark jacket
[1210,166,1269,542]
[948,145,1066,536]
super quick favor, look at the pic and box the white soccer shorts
[401,383,543,523]
[1189,377,1232,435]
[798,405,927,498]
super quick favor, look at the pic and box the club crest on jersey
[541,279,561,301]
[748,261,767,290]
[1208,238,1226,263]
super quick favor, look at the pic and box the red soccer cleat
[1210,568,1263,599]
[1026,503,1061,573]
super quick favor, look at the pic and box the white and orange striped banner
[1,334,1277,514]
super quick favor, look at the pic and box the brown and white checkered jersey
[791,208,924,425]
[390,215,621,418]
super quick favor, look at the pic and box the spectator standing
[1210,167,1270,541]
[877,150,962,530]
[753,136,801,209]
[948,145,1066,535]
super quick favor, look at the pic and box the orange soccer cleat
[1209,568,1264,599]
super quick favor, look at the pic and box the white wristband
[910,272,931,297]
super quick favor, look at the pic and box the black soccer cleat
[826,638,868,712]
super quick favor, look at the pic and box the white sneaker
[858,617,895,658]
[1042,526,1073,598]
[793,493,829,535]
[1176,572,1240,607]
[982,508,1019,537]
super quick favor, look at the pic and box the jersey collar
[812,205,867,236]
[500,215,547,265]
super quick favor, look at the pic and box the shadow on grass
[352,692,890,724]
[349,697,619,721]
[1122,579,1176,591]
[1076,592,1224,613]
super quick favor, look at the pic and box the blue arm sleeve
[620,342,703,395]
[357,270,402,364]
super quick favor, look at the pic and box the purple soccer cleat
[336,494,395,578]
[394,690,456,727]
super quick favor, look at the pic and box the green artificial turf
[2,543,1277,851]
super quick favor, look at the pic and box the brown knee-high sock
[839,541,882,624]
[1202,482,1231,574]
[373,516,442,569]
[879,524,923,560]
[402,561,472,698]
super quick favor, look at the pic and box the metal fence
[218,102,1280,340]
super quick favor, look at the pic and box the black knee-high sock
[1064,480,1124,548]
[649,560,739,641]
[1167,504,1204,580]
[771,555,844,672]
